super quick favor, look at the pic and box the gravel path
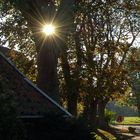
[131,136,140,140]
[112,125,140,140]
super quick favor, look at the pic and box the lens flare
[43,24,55,36]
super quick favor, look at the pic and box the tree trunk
[136,94,140,116]
[61,48,78,116]
[36,38,60,102]
[83,99,98,127]
[83,99,108,128]
[96,100,108,128]
[67,92,78,116]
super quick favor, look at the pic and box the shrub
[26,112,94,140]
[105,109,116,124]
[128,127,136,133]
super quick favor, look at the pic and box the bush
[128,127,136,133]
[26,112,94,140]
[105,109,116,124]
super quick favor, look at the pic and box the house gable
[0,51,72,117]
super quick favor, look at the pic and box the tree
[0,0,77,113]
[59,0,140,126]
[4,0,75,103]
[128,48,140,116]
[0,1,37,82]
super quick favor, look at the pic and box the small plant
[105,109,116,124]
[128,127,136,133]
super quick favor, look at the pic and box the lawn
[115,117,140,125]
[93,129,117,140]
[93,117,140,139]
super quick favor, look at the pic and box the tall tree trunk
[83,99,108,128]
[96,100,108,128]
[36,38,60,102]
[83,99,98,127]
[136,93,140,116]
[67,91,78,116]
[61,46,78,116]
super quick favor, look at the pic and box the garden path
[112,125,140,140]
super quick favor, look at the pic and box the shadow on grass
[95,127,135,140]
[106,127,134,140]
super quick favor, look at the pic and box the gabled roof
[0,50,72,117]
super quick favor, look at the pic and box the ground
[113,125,140,140]
[95,117,140,140]
[95,125,140,140]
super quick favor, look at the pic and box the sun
[42,24,55,36]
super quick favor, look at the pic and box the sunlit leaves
[0,1,36,80]
[60,0,140,106]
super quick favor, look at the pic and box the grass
[115,117,140,125]
[93,129,117,140]
[92,117,140,139]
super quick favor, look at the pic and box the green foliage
[0,0,36,81]
[59,0,140,123]
[105,109,116,124]
[107,101,138,117]
[118,117,140,125]
[128,48,140,115]
[94,129,117,140]
[0,77,26,140]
